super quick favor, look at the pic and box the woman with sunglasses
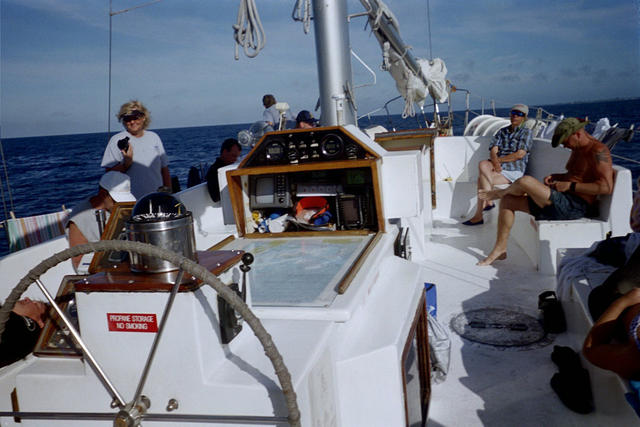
[100,100,171,199]
[463,104,533,225]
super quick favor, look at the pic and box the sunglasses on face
[510,110,525,117]
[122,111,144,123]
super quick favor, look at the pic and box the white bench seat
[433,135,633,274]
[510,138,633,274]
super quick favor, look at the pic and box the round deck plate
[451,308,546,347]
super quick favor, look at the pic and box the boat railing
[357,96,452,132]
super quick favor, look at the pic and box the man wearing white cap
[463,104,533,225]
[65,171,136,270]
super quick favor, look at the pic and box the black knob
[242,253,254,266]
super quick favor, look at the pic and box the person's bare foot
[478,188,505,201]
[476,251,507,266]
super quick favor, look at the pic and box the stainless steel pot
[126,193,198,273]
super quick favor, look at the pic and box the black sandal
[538,290,567,333]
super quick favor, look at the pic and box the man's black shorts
[528,189,589,220]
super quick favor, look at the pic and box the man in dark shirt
[206,138,242,203]
[0,298,48,367]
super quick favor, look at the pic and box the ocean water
[0,98,638,257]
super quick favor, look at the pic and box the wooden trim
[227,159,381,237]
[239,126,382,168]
[34,275,84,358]
[227,174,247,236]
[401,292,430,426]
[337,232,382,294]
[374,129,436,152]
[375,128,437,142]
[237,133,268,168]
[102,202,135,240]
[369,160,385,233]
[228,126,388,238]
[207,235,236,251]
[246,229,372,239]
[228,159,376,177]
[11,388,21,423]
[76,250,243,293]
[339,126,384,159]
[88,202,135,274]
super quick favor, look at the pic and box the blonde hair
[117,100,151,129]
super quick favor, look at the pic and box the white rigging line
[111,0,163,16]
[233,0,266,59]
[426,0,433,60]
[107,0,163,139]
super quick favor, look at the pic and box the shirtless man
[476,117,613,266]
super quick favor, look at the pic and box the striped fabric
[4,209,70,252]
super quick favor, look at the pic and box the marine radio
[249,174,292,209]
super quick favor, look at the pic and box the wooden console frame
[226,159,385,237]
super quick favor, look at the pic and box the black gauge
[264,139,286,162]
[320,134,344,159]
[345,142,359,159]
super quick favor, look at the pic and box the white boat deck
[422,215,631,426]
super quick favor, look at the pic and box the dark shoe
[483,204,496,212]
[551,345,581,372]
[538,291,567,333]
[550,370,594,414]
[462,219,484,226]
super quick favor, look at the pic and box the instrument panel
[244,128,369,167]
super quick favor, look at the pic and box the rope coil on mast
[234,0,266,59]
[291,0,312,34]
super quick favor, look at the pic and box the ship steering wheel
[0,240,300,427]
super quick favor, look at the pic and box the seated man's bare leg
[479,175,551,205]
[517,175,553,208]
[468,162,510,223]
[477,195,530,266]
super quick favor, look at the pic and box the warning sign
[107,313,158,333]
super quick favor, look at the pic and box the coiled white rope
[291,0,312,34]
[233,0,266,59]
[369,0,399,33]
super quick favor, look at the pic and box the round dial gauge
[320,134,344,158]
[264,139,286,162]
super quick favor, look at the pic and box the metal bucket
[126,212,197,273]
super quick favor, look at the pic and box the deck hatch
[451,308,550,348]
[219,234,373,306]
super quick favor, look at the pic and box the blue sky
[2,0,639,138]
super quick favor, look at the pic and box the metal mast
[312,0,356,127]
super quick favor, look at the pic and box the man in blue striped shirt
[463,104,533,225]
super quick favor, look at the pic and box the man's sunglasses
[510,110,525,117]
